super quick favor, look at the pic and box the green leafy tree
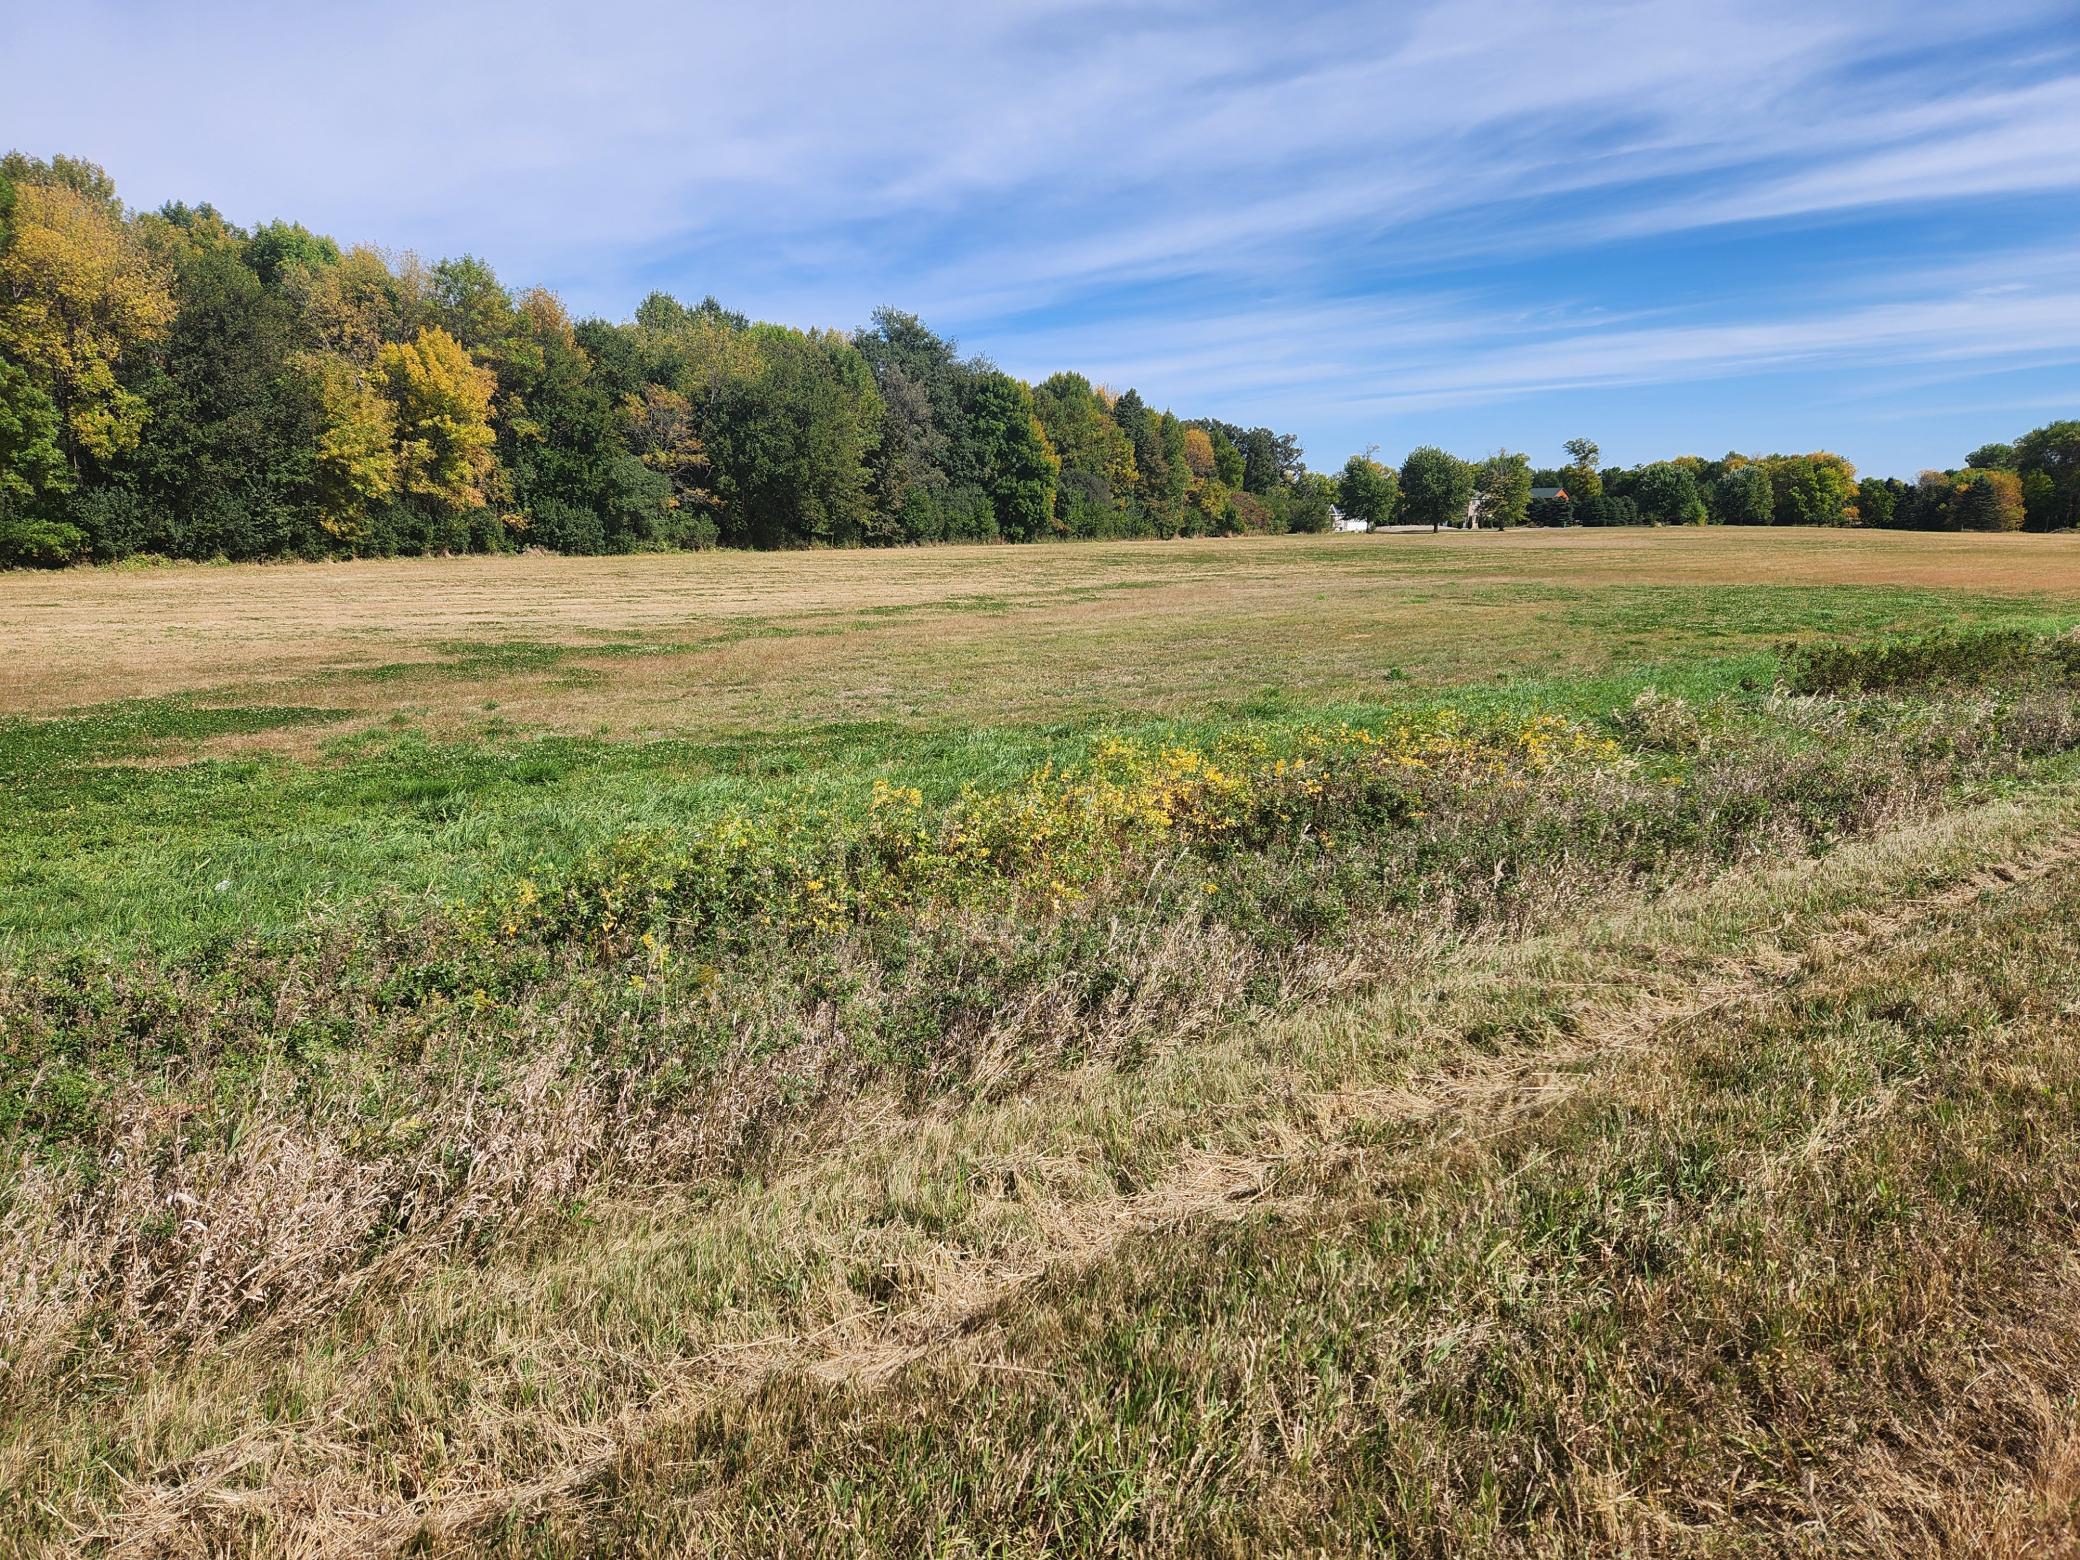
[1336,452,1397,527]
[1286,471,1338,533]
[502,298,672,553]
[853,308,979,486]
[1629,460,1706,525]
[1711,461,1773,525]
[860,365,946,541]
[965,371,1059,540]
[2014,421,2080,531]
[1766,452,1857,526]
[1473,450,1532,528]
[1112,389,1175,529]
[428,254,522,359]
[117,241,321,559]
[245,220,340,287]
[0,355,79,564]
[1033,371,1136,537]
[1155,410,1192,522]
[1560,437,1603,502]
[1399,445,1474,531]
[704,325,881,548]
[1855,476,1904,528]
[0,355,67,508]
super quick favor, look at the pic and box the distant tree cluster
[0,154,1320,567]
[1319,426,2079,535]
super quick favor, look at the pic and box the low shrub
[1782,624,2053,694]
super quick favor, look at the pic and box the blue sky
[9,0,2080,477]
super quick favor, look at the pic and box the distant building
[1331,509,1369,533]
[1530,486,1569,502]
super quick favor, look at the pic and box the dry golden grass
[8,529,2080,748]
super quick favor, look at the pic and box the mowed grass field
[6,526,2080,950]
[8,527,2080,1555]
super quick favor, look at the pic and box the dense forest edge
[1,150,2076,570]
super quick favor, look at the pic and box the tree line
[2,152,2074,569]
[1330,432,2080,533]
[0,153,1339,568]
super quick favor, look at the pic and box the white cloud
[7,0,2077,472]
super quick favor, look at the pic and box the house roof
[1530,486,1570,500]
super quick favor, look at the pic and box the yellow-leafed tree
[376,326,496,510]
[289,245,410,366]
[0,180,175,463]
[304,353,397,538]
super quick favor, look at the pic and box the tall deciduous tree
[1628,460,1705,525]
[1473,450,1532,528]
[1711,460,1773,525]
[287,245,410,365]
[1855,475,1903,528]
[304,353,396,538]
[0,356,66,509]
[1336,452,1398,527]
[121,240,319,559]
[1399,446,1474,531]
[245,220,340,288]
[622,384,710,515]
[0,356,75,563]
[2015,421,2080,531]
[965,371,1059,541]
[1560,437,1603,502]
[1286,471,1338,533]
[1765,452,1856,526]
[376,326,497,511]
[1032,371,1135,536]
[704,325,881,548]
[0,175,175,465]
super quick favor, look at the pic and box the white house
[1331,508,1369,533]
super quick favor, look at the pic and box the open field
[9,528,2080,730]
[8,527,2080,952]
[7,528,2080,1555]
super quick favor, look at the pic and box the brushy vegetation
[7,552,2080,1552]
[5,632,2080,1425]
[557,841,2080,1556]
[1782,622,2080,693]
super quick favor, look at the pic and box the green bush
[0,516,87,568]
[1782,625,2050,694]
